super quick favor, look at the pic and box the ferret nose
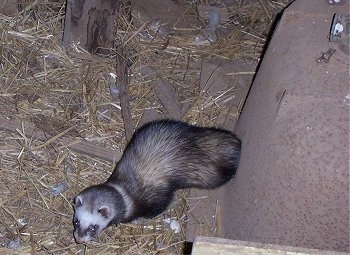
[75,237,84,244]
[73,233,86,244]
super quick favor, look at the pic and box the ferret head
[73,185,125,244]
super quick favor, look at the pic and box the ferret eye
[73,219,80,227]
[88,224,98,235]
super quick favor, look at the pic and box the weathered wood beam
[116,45,134,142]
[0,0,18,15]
[63,0,120,53]
[0,118,121,162]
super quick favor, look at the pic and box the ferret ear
[98,205,111,218]
[74,195,83,207]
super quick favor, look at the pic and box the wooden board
[139,66,183,119]
[63,0,121,53]
[192,237,349,255]
[0,118,121,162]
[0,0,18,15]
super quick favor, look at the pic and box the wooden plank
[137,109,165,128]
[154,79,182,119]
[0,118,121,163]
[116,45,134,142]
[199,58,256,130]
[139,66,182,119]
[192,237,349,255]
[0,0,18,15]
[63,0,121,53]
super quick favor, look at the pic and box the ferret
[73,119,241,243]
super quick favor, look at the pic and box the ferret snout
[73,230,92,244]
[74,236,84,244]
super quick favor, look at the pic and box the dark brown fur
[73,119,241,243]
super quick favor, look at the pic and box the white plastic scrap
[163,218,180,234]
[7,238,21,250]
[208,10,220,32]
[333,23,344,36]
[109,86,119,96]
[193,9,221,45]
[329,0,342,3]
[50,181,68,196]
[108,73,119,96]
[17,218,27,227]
